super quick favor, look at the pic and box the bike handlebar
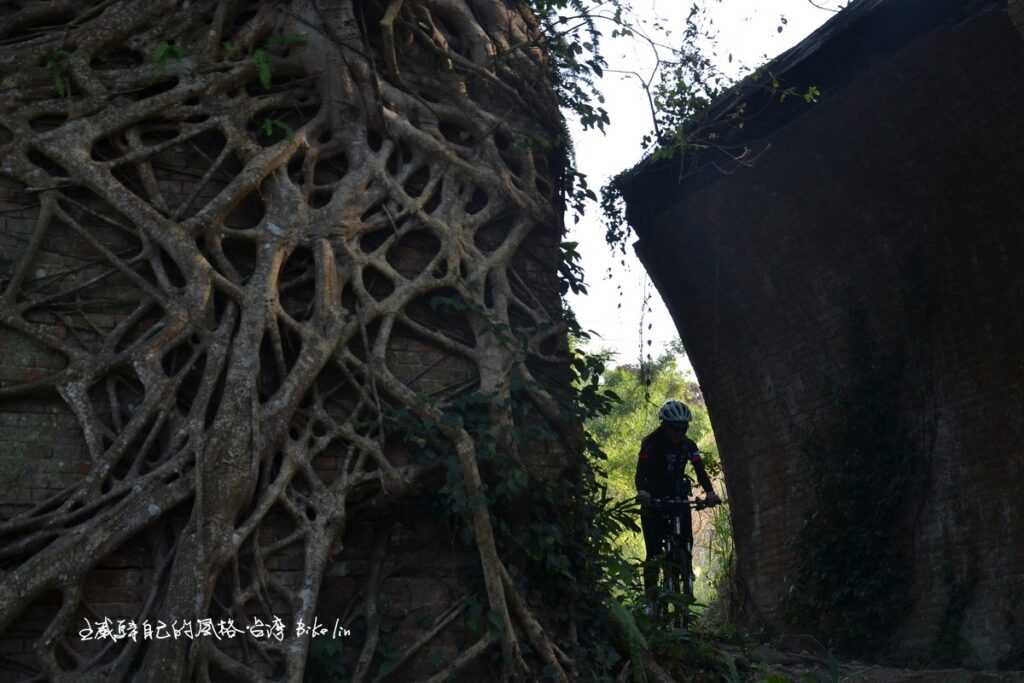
[648,496,720,511]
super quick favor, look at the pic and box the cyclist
[635,399,721,607]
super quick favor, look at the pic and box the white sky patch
[565,1,839,373]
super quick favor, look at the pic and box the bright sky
[565,0,841,371]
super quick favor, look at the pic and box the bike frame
[649,496,714,629]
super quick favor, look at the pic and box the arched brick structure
[620,0,1024,668]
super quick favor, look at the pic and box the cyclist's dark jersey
[636,424,716,598]
[634,425,714,499]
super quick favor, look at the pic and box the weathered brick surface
[0,116,568,681]
[629,8,1024,669]
[1011,0,1024,36]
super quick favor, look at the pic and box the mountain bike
[648,495,718,629]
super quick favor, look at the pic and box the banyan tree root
[0,0,580,680]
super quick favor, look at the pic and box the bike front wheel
[662,540,684,629]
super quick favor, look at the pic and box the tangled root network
[0,1,581,680]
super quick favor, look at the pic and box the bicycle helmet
[658,400,692,423]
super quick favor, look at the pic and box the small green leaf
[252,49,271,89]
[259,118,293,138]
[155,42,183,67]
[45,49,70,97]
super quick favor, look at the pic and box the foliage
[694,494,735,622]
[527,0,617,132]
[609,600,649,683]
[252,48,272,89]
[757,674,794,683]
[379,323,733,678]
[154,41,183,67]
[582,348,733,620]
[640,3,732,155]
[588,351,718,490]
[304,639,348,682]
[251,35,306,90]
[379,303,638,678]
[259,117,293,139]
[592,3,823,254]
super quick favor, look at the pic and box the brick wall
[0,179,93,519]
[1011,0,1024,36]
[0,134,568,676]
[632,9,1024,668]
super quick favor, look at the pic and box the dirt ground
[717,638,1024,683]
